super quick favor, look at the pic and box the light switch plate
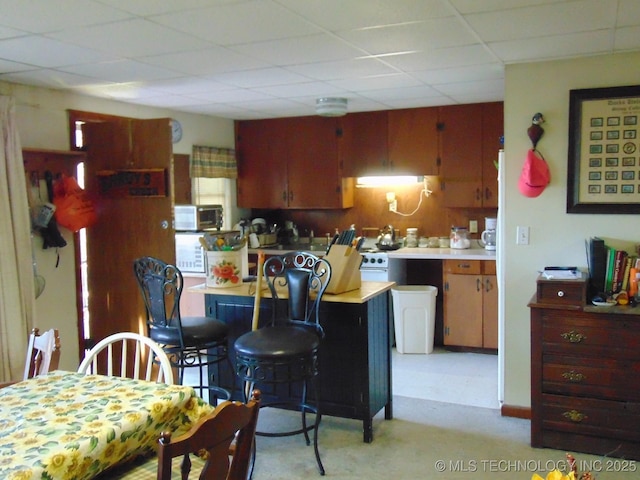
[516,226,530,245]
[469,220,478,233]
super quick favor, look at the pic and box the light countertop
[387,247,496,260]
[188,280,395,304]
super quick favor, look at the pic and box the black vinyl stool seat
[234,252,331,475]
[133,256,232,401]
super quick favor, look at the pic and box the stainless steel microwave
[174,204,223,231]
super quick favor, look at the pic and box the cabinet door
[340,111,388,177]
[236,119,288,208]
[440,103,484,208]
[482,275,498,348]
[388,107,439,175]
[443,273,483,347]
[286,116,345,208]
[481,102,503,208]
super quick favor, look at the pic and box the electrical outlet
[469,220,478,233]
[389,199,397,212]
[516,226,530,245]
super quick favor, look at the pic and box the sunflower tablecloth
[0,371,214,480]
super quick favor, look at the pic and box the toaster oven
[174,204,223,231]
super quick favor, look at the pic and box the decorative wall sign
[567,85,640,213]
[97,169,167,197]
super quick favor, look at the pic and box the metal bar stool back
[234,251,331,475]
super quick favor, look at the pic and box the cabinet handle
[560,330,587,343]
[484,187,492,200]
[562,370,586,382]
[457,262,471,269]
[475,188,481,201]
[484,278,493,292]
[476,278,481,292]
[289,191,294,202]
[557,290,565,297]
[282,190,287,201]
[562,409,587,423]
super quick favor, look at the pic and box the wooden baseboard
[501,404,531,419]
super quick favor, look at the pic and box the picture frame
[567,85,640,213]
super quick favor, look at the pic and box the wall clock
[171,119,183,143]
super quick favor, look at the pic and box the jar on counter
[438,236,450,248]
[450,226,471,249]
[405,228,418,247]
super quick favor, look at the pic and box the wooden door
[443,273,483,347]
[481,102,503,208]
[286,116,342,208]
[388,107,440,175]
[236,119,287,208]
[440,103,484,207]
[340,111,388,177]
[82,118,174,344]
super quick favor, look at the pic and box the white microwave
[174,204,223,231]
[175,232,206,273]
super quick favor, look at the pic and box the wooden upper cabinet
[440,102,503,208]
[340,110,388,177]
[173,153,192,205]
[481,102,504,209]
[387,107,440,176]
[236,116,353,209]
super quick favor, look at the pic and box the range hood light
[356,176,423,187]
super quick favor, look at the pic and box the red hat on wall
[518,149,550,198]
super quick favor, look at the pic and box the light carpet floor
[251,396,637,480]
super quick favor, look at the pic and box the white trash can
[391,286,438,354]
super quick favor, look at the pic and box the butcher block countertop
[388,247,496,261]
[188,280,395,304]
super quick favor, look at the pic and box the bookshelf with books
[587,237,639,302]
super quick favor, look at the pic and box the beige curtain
[191,145,237,179]
[0,96,35,382]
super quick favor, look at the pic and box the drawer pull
[562,409,587,423]
[560,330,586,343]
[557,290,565,297]
[562,370,586,382]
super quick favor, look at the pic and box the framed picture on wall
[567,84,640,214]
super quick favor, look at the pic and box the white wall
[0,81,235,371]
[502,52,640,407]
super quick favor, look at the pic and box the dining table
[0,370,214,479]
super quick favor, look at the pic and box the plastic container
[450,226,471,249]
[391,286,438,354]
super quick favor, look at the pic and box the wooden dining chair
[104,390,261,480]
[78,332,174,384]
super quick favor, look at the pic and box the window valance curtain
[190,145,237,179]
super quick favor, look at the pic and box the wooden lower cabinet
[204,291,392,443]
[529,276,640,460]
[442,260,497,349]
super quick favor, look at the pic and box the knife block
[325,245,362,294]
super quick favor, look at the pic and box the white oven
[360,250,405,283]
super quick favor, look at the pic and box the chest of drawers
[529,275,640,460]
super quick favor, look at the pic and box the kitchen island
[189,280,395,443]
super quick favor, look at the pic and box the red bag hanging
[53,174,98,232]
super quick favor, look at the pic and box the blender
[481,217,497,251]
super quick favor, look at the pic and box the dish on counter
[591,300,616,307]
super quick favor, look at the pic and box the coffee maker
[481,217,497,251]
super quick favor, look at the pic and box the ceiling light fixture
[316,97,348,117]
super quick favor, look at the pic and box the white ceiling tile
[464,0,617,42]
[1,68,110,88]
[143,77,234,95]
[434,78,505,96]
[383,45,499,71]
[48,18,211,57]
[209,68,312,88]
[0,0,132,33]
[0,36,117,67]
[188,88,275,103]
[254,81,344,98]
[229,33,367,66]
[287,58,398,81]
[96,0,235,16]
[336,17,478,55]
[151,0,323,46]
[277,0,453,31]
[615,26,640,51]
[490,30,614,62]
[412,63,504,84]
[61,60,180,82]
[450,0,565,15]
[140,48,269,75]
[328,73,424,92]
